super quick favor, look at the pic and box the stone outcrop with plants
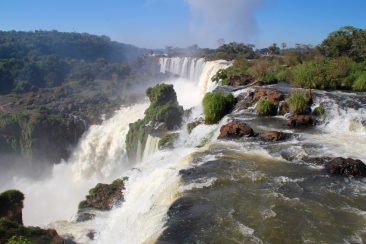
[0,110,85,164]
[126,84,184,162]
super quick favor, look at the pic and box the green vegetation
[7,235,32,244]
[287,91,308,115]
[313,105,326,117]
[0,110,84,161]
[352,72,366,91]
[202,92,236,124]
[0,218,57,244]
[0,30,147,94]
[256,99,277,116]
[0,190,24,217]
[209,26,366,92]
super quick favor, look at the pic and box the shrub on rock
[286,91,309,114]
[202,92,236,124]
[0,190,24,225]
[256,99,277,116]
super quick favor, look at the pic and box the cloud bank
[185,0,264,47]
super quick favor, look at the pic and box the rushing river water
[1,57,366,243]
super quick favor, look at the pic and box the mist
[186,0,264,47]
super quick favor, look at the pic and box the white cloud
[185,0,264,47]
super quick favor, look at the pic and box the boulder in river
[253,88,285,105]
[303,156,366,177]
[218,121,255,139]
[288,115,314,127]
[325,157,366,177]
[258,131,290,142]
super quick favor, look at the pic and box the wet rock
[78,178,125,215]
[253,88,285,105]
[76,212,96,222]
[302,157,366,177]
[187,118,204,134]
[258,131,290,142]
[288,115,314,127]
[218,121,255,139]
[325,157,366,177]
[278,101,290,115]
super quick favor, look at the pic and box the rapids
[1,57,366,243]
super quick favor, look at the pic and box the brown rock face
[218,121,255,139]
[258,131,289,142]
[253,88,285,105]
[0,190,24,225]
[288,115,314,127]
[325,158,366,177]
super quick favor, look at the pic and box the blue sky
[1,0,366,49]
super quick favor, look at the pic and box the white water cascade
[141,135,160,162]
[159,57,231,111]
[0,56,231,243]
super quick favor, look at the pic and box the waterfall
[141,135,160,162]
[159,57,231,95]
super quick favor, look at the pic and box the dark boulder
[302,156,366,178]
[218,121,255,139]
[325,157,366,177]
[288,115,314,127]
[258,131,290,142]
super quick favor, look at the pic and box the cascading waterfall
[141,135,160,162]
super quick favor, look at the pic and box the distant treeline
[0,30,148,93]
[203,26,366,91]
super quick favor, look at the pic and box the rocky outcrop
[258,131,290,142]
[303,157,366,177]
[235,88,285,112]
[218,121,255,139]
[77,178,125,221]
[252,88,285,105]
[0,190,67,244]
[126,84,184,162]
[288,115,314,127]
[0,111,85,164]
[0,190,24,225]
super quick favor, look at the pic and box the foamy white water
[0,103,148,226]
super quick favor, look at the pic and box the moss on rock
[256,99,277,116]
[126,84,183,162]
[202,92,236,124]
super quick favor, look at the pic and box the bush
[313,105,326,117]
[256,99,277,116]
[287,91,308,114]
[352,72,366,91]
[202,92,236,124]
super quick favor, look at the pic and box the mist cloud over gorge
[185,0,264,47]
